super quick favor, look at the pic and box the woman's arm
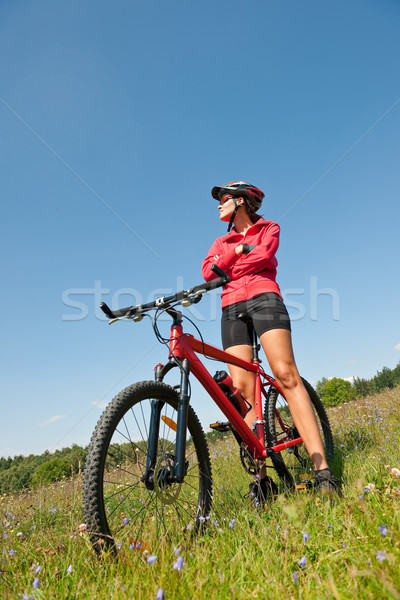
[230,223,280,278]
[201,238,239,281]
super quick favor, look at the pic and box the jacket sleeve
[230,223,280,279]
[201,238,239,281]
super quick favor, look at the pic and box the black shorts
[221,293,291,350]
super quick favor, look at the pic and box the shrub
[32,458,71,487]
[322,377,356,407]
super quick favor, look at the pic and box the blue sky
[1,0,399,458]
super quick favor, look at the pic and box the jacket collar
[225,218,270,238]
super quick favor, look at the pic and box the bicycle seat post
[237,313,260,363]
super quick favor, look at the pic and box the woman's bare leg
[224,344,267,478]
[259,329,329,471]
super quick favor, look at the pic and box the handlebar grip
[100,302,114,318]
[100,302,136,319]
[210,264,231,283]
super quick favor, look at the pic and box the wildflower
[156,589,164,600]
[186,524,191,530]
[365,483,375,491]
[147,555,157,566]
[116,543,122,550]
[276,525,281,531]
[16,532,23,538]
[78,524,87,532]
[67,564,73,573]
[378,525,388,537]
[35,565,41,574]
[302,532,309,543]
[292,571,298,584]
[298,556,306,568]
[198,516,205,523]
[376,551,387,562]
[8,549,16,556]
[173,555,184,571]
[229,519,235,530]
[391,468,400,478]
[122,518,129,526]
[174,547,181,555]
[32,577,40,589]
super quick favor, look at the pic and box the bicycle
[83,265,333,553]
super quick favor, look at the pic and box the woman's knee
[273,364,300,390]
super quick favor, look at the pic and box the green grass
[1,389,400,599]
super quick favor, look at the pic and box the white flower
[390,468,400,478]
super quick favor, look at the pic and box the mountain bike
[83,265,333,553]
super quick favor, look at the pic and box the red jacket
[201,219,282,308]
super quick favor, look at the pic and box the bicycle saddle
[237,312,254,329]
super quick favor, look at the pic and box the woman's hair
[242,198,262,223]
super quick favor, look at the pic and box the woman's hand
[235,245,244,255]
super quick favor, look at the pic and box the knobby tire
[83,381,212,553]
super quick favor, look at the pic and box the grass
[1,388,400,599]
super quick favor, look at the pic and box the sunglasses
[219,194,235,205]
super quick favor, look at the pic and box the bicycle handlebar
[99,264,230,320]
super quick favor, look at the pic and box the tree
[316,377,328,399]
[322,377,356,407]
[32,458,71,487]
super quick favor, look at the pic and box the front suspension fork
[144,358,190,485]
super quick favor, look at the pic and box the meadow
[1,388,400,599]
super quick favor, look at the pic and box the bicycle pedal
[209,421,230,432]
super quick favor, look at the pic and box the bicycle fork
[142,359,191,489]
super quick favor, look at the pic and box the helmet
[211,181,264,211]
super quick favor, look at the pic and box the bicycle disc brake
[153,453,189,505]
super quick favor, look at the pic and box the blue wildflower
[303,532,309,543]
[32,577,40,589]
[378,525,388,537]
[298,556,306,568]
[156,589,164,600]
[292,571,298,584]
[147,555,157,566]
[173,556,184,571]
[376,551,387,562]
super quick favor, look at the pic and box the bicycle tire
[265,378,334,489]
[83,380,212,553]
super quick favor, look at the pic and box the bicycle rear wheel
[265,378,334,489]
[83,381,212,553]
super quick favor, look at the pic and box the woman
[202,181,339,503]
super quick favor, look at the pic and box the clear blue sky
[1,0,399,458]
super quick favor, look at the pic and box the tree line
[0,444,86,494]
[316,361,400,407]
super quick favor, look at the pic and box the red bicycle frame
[165,322,303,461]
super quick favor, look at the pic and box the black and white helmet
[211,181,264,211]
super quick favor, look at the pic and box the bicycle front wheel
[83,381,212,553]
[265,378,334,489]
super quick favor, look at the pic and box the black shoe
[248,476,278,507]
[314,469,342,496]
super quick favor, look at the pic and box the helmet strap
[227,198,244,232]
